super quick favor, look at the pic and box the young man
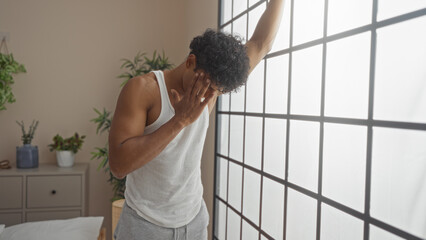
[109,1,284,239]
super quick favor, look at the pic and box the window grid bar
[258,1,270,237]
[316,0,329,239]
[216,112,426,131]
[224,111,231,240]
[217,195,275,240]
[364,0,378,239]
[215,2,426,240]
[213,0,222,236]
[240,1,249,238]
[282,0,295,239]
[225,112,231,240]
[215,154,424,240]
[221,8,426,61]
[258,53,269,240]
[220,3,426,30]
[224,2,234,239]
[221,0,268,28]
[213,108,220,237]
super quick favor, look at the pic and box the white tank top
[124,70,210,228]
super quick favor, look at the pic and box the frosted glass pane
[234,0,247,18]
[374,16,426,123]
[243,168,261,226]
[327,0,372,35]
[322,123,367,212]
[249,0,260,7]
[218,114,229,156]
[230,85,245,112]
[245,117,262,169]
[222,24,232,35]
[321,204,364,240]
[264,118,287,179]
[370,225,405,240]
[218,157,228,200]
[227,209,241,240]
[371,127,426,239]
[230,115,244,162]
[286,189,317,240]
[242,220,258,240]
[261,177,284,240]
[233,14,247,43]
[378,0,426,21]
[228,162,243,211]
[288,120,320,192]
[325,32,371,119]
[293,0,325,45]
[221,0,232,24]
[246,60,264,113]
[248,3,266,39]
[217,200,227,240]
[270,0,291,52]
[265,55,289,114]
[291,45,323,116]
[218,92,230,112]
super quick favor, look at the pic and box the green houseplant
[48,132,86,167]
[16,120,39,168]
[91,50,173,201]
[0,52,26,111]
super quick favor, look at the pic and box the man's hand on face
[170,72,215,127]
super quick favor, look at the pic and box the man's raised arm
[245,0,285,73]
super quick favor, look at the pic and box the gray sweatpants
[114,200,209,240]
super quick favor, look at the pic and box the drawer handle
[51,190,57,195]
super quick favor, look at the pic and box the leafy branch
[16,120,38,145]
[0,53,26,111]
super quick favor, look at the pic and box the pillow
[0,224,4,235]
[0,217,103,240]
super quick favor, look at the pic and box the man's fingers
[190,73,206,100]
[201,91,215,107]
[196,79,211,101]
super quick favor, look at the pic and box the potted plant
[0,40,27,111]
[48,132,86,167]
[16,120,39,168]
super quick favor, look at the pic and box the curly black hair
[189,29,250,93]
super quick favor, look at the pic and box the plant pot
[56,150,75,167]
[16,144,39,168]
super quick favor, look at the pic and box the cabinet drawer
[27,175,81,208]
[26,210,81,222]
[0,212,22,226]
[0,176,22,209]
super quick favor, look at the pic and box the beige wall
[0,0,217,239]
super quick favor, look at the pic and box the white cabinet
[0,163,88,226]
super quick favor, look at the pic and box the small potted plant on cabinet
[16,120,39,168]
[48,132,86,167]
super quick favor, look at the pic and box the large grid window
[213,0,426,239]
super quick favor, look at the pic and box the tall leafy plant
[91,50,173,201]
[0,53,26,111]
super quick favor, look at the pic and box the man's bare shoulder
[123,72,160,109]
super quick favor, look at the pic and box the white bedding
[0,216,103,240]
